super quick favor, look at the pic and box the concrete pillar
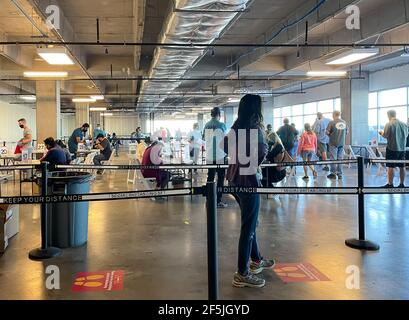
[139,113,148,133]
[223,107,235,129]
[340,71,370,145]
[36,81,61,143]
[75,103,90,128]
[90,112,102,131]
[197,113,204,131]
[262,97,274,127]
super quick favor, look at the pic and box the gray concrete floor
[1,153,409,300]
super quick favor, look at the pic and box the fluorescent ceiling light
[306,71,347,77]
[37,47,74,65]
[228,98,240,103]
[102,113,113,116]
[90,107,107,111]
[326,48,379,65]
[19,95,36,101]
[90,95,104,100]
[24,71,68,78]
[72,98,96,103]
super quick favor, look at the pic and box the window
[367,87,409,144]
[272,97,340,132]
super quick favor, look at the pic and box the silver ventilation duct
[139,0,250,108]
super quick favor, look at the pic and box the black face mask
[19,125,25,129]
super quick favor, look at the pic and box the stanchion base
[28,247,62,260]
[345,239,380,251]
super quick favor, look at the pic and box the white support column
[341,71,370,145]
[262,97,274,127]
[36,81,61,143]
[75,103,90,128]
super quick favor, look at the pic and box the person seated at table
[93,134,113,174]
[56,140,72,164]
[136,138,148,163]
[40,137,67,169]
[141,139,170,190]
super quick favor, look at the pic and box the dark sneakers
[327,173,337,180]
[381,184,394,188]
[398,184,406,188]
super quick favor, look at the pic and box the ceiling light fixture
[90,95,104,100]
[90,107,107,111]
[326,48,379,65]
[306,71,347,77]
[72,98,96,103]
[19,95,37,101]
[24,71,68,78]
[37,47,74,65]
[228,98,240,103]
[102,113,113,117]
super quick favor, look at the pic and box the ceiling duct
[139,0,250,108]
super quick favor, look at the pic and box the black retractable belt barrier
[345,157,380,251]
[205,182,219,301]
[28,162,62,260]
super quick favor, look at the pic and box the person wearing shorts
[297,123,318,180]
[312,112,330,171]
[379,110,408,188]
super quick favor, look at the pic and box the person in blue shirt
[93,124,106,142]
[40,137,67,169]
[312,112,331,171]
[68,123,90,158]
[203,107,228,208]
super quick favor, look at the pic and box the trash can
[46,171,92,248]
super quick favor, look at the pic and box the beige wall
[103,115,139,135]
[0,99,36,144]
[61,114,76,138]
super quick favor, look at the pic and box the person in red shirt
[297,123,318,180]
[141,140,170,189]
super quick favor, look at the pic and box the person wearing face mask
[16,118,33,156]
[92,124,106,142]
[68,123,90,158]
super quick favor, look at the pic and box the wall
[370,63,409,92]
[0,99,36,144]
[61,114,76,138]
[273,82,340,108]
[103,115,139,135]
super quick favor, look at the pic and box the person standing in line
[379,110,409,188]
[203,107,228,208]
[312,112,331,171]
[225,94,275,288]
[265,124,274,149]
[326,111,349,180]
[276,118,298,158]
[297,123,318,180]
[68,123,90,159]
[188,123,202,167]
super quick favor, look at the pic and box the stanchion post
[345,157,380,251]
[206,182,219,300]
[29,162,62,260]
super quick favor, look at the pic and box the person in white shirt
[188,123,203,166]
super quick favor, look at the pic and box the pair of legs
[156,170,171,189]
[318,142,329,171]
[207,168,226,204]
[301,151,317,178]
[232,192,262,276]
[385,149,406,186]
[328,145,344,176]
[93,154,109,174]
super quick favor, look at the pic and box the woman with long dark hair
[225,94,275,288]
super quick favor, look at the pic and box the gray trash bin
[46,171,92,248]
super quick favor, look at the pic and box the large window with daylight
[272,98,340,132]
[368,87,409,144]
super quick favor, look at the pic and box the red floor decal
[273,263,330,283]
[71,270,124,292]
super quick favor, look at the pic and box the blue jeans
[232,193,262,275]
[329,145,344,174]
